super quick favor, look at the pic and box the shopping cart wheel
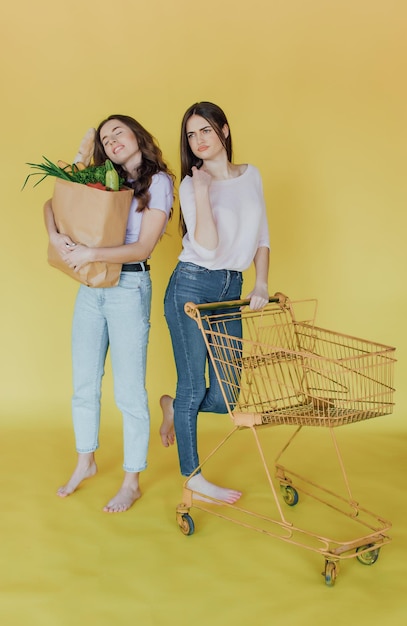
[324,561,337,587]
[356,544,380,565]
[280,484,299,506]
[178,513,195,536]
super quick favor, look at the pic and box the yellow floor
[1,409,405,626]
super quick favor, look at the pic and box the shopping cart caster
[323,560,338,587]
[356,544,380,565]
[178,513,195,536]
[280,484,299,506]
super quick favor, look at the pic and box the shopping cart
[175,297,396,586]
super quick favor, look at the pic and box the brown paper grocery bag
[48,178,134,287]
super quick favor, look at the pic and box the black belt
[122,262,150,272]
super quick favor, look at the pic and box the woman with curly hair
[44,114,174,512]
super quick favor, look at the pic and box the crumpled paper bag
[48,178,133,287]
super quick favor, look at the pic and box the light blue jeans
[164,262,243,476]
[71,271,151,472]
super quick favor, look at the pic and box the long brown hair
[179,102,233,234]
[94,114,174,215]
[180,102,233,179]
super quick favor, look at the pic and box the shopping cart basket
[175,297,396,586]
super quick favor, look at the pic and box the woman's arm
[62,208,167,271]
[246,246,270,310]
[44,199,76,257]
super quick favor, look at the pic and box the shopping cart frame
[175,297,396,586]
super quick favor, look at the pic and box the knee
[214,402,230,414]
[201,391,230,414]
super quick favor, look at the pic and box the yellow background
[1,1,406,624]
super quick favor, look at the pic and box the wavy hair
[94,114,174,215]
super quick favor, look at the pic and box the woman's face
[100,119,141,171]
[185,115,228,161]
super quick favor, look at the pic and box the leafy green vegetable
[22,157,125,190]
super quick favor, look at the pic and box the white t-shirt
[178,164,270,271]
[125,171,173,245]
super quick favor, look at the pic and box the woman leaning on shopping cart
[160,101,272,503]
[44,115,174,513]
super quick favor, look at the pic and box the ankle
[122,472,140,490]
[77,452,96,467]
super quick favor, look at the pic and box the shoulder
[229,163,262,184]
[180,175,192,191]
[150,171,174,192]
[243,164,264,190]
[245,164,261,179]
[148,172,173,214]
[179,175,194,202]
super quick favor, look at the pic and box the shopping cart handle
[186,296,283,313]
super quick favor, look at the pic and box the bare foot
[186,473,242,504]
[159,394,175,447]
[103,473,141,513]
[57,452,97,497]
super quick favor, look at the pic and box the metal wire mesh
[189,301,396,428]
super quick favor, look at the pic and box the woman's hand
[44,199,77,258]
[246,284,270,310]
[50,232,77,258]
[191,166,212,191]
[62,243,95,271]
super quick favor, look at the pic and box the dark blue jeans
[164,262,243,476]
